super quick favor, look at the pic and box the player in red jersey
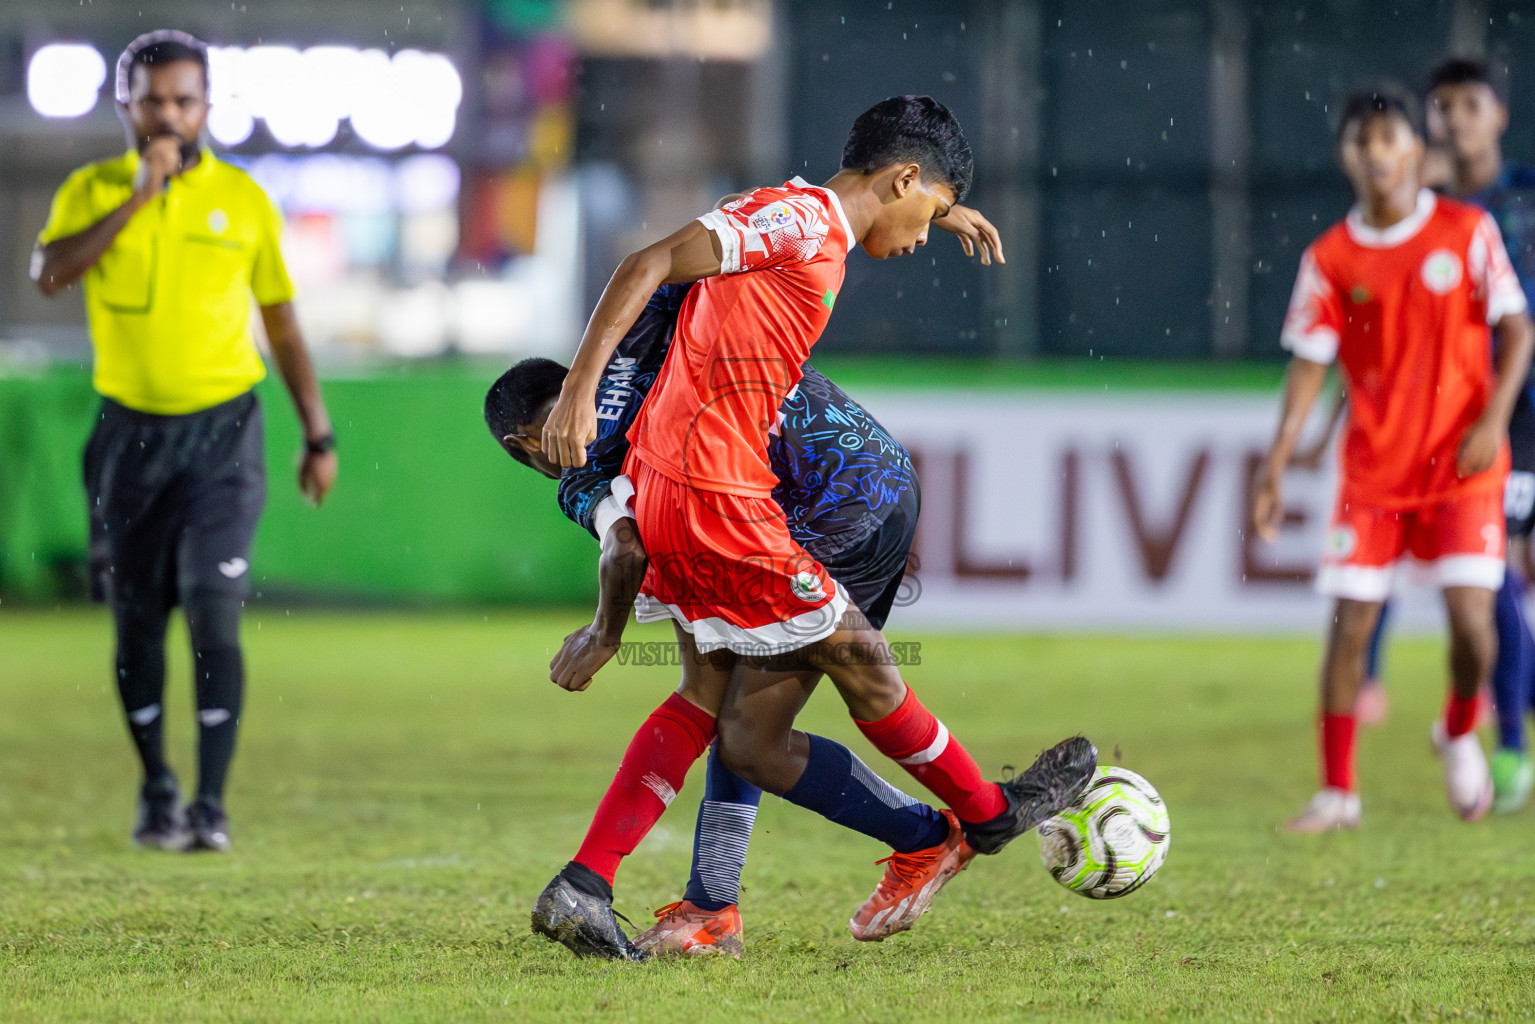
[530,97,1096,958]
[1255,88,1534,831]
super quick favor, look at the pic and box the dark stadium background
[0,0,1528,607]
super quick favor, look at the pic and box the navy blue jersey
[769,367,917,556]
[557,284,686,537]
[556,286,917,561]
[1471,162,1535,300]
[1469,162,1535,471]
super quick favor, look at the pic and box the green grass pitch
[3,609,1534,1022]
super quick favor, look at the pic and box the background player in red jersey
[1254,88,1534,832]
[532,97,1096,956]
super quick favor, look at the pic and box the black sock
[560,860,614,901]
[186,591,244,807]
[113,602,171,784]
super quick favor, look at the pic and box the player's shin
[1490,569,1533,751]
[853,685,1007,824]
[112,601,173,784]
[573,691,715,883]
[186,590,244,807]
[681,743,761,911]
[782,733,949,851]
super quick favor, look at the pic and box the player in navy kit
[486,259,976,956]
[1427,58,1535,810]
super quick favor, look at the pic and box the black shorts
[84,392,266,611]
[812,498,920,632]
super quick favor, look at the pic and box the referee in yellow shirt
[31,31,337,853]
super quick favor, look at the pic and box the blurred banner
[0,367,1463,631]
[867,392,1445,633]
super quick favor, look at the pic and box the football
[1037,766,1170,899]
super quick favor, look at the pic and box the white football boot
[1442,731,1494,821]
[1284,787,1362,832]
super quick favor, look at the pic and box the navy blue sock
[781,734,949,854]
[1364,599,1391,682]
[1491,569,1533,752]
[681,743,762,912]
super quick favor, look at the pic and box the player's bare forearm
[1264,357,1330,475]
[1254,357,1328,540]
[30,198,149,296]
[549,520,648,691]
[261,301,337,506]
[545,222,723,468]
[261,302,332,441]
[1291,383,1347,469]
[594,518,648,644]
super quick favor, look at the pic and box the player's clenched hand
[934,205,1005,265]
[1456,417,1501,478]
[550,623,621,692]
[133,136,183,198]
[1251,472,1285,543]
[542,389,596,468]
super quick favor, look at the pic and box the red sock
[854,685,1006,824]
[1320,713,1357,791]
[1443,691,1479,738]
[573,692,715,884]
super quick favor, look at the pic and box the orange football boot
[633,900,744,958]
[849,809,975,941]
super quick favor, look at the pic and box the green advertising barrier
[0,364,597,605]
[0,357,1284,605]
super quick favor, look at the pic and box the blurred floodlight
[28,44,108,118]
[201,44,461,151]
[351,49,463,151]
[207,47,254,145]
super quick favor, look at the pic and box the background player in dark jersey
[1425,57,1535,811]
[486,279,974,957]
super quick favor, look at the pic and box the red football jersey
[1282,190,1528,508]
[628,178,854,497]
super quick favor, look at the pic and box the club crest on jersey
[790,570,826,603]
[1349,284,1371,304]
[1325,526,1357,560]
[1421,249,1464,295]
[750,202,797,232]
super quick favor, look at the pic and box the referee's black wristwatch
[305,433,337,455]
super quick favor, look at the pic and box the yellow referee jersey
[38,148,295,415]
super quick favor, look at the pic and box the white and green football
[1037,766,1169,899]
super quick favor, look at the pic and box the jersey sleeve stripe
[1281,327,1339,365]
[697,209,743,274]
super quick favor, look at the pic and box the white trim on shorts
[633,582,850,656]
[1315,563,1395,602]
[1316,555,1505,600]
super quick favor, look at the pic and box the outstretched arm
[1252,357,1329,542]
[1459,311,1535,477]
[543,223,723,468]
[550,517,649,692]
[261,301,337,506]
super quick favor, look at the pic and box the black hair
[1427,56,1509,106]
[1335,86,1423,143]
[117,31,209,101]
[841,95,973,204]
[484,357,568,467]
